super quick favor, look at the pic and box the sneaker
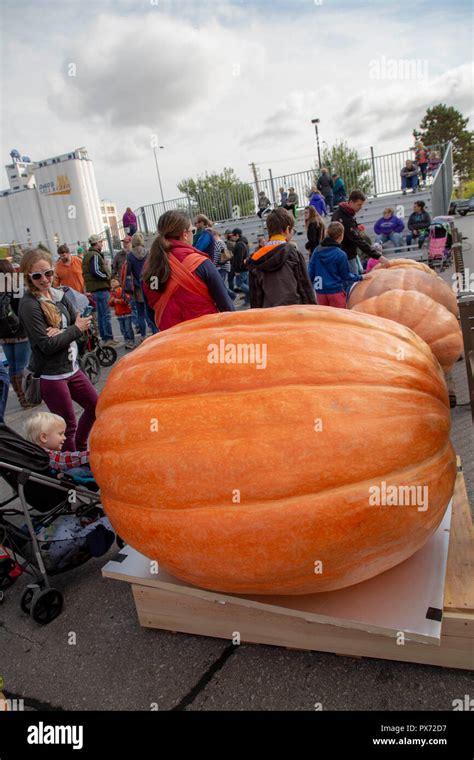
[103,339,120,347]
[124,342,135,350]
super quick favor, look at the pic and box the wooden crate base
[105,468,474,671]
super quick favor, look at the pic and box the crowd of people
[0,139,444,446]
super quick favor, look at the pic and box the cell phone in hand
[81,305,94,317]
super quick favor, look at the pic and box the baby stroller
[0,424,122,624]
[428,216,454,271]
[67,291,119,385]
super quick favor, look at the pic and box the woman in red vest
[142,211,235,331]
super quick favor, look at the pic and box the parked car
[448,200,457,215]
[456,196,474,216]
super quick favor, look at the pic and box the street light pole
[311,118,322,171]
[153,145,165,206]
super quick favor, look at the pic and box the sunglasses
[30,269,54,281]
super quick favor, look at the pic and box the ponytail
[143,233,171,290]
[143,210,192,290]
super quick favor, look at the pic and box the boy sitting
[24,411,93,482]
[308,221,371,308]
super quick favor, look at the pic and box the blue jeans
[218,268,237,300]
[401,175,419,192]
[135,300,158,337]
[324,192,334,212]
[1,341,31,378]
[406,231,428,248]
[117,316,134,342]
[130,299,140,330]
[348,258,359,275]
[94,290,113,341]
[65,465,94,481]
[375,233,403,251]
[236,271,250,302]
[0,362,9,423]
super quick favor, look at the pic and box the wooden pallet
[103,467,473,670]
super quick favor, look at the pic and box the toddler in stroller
[0,423,120,624]
[23,410,96,487]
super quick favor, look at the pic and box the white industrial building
[0,147,103,250]
[100,199,119,239]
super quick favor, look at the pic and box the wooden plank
[132,585,474,671]
[103,503,453,645]
[441,611,474,639]
[444,469,474,613]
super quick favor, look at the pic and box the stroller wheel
[20,583,41,614]
[96,345,117,367]
[80,352,101,385]
[116,534,125,549]
[0,574,15,590]
[30,588,64,625]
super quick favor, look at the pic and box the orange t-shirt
[54,257,85,292]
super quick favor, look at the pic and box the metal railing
[431,143,453,218]
[4,143,452,260]
[126,143,448,240]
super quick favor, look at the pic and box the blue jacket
[193,229,214,259]
[309,193,327,216]
[374,215,405,236]
[308,238,363,294]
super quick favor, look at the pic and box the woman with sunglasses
[19,249,97,451]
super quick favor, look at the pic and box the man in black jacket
[231,228,250,305]
[332,190,388,273]
[317,168,334,212]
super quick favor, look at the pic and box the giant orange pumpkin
[352,290,463,371]
[347,268,459,316]
[91,306,456,595]
[372,258,436,276]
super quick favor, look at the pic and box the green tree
[177,167,254,220]
[413,104,473,180]
[313,141,373,195]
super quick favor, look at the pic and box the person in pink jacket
[122,207,137,236]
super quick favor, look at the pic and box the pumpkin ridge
[97,383,448,409]
[96,442,454,511]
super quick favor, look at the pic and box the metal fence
[90,142,450,254]
[431,143,453,218]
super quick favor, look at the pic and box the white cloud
[0,0,472,215]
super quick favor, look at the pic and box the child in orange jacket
[109,278,135,349]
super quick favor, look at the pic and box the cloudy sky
[0,0,472,214]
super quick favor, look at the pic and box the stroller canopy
[0,424,49,471]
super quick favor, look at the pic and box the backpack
[120,257,134,297]
[220,247,233,264]
[0,293,20,339]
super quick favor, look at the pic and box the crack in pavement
[0,621,43,649]
[171,644,238,711]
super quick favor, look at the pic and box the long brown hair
[305,205,325,230]
[143,211,191,290]
[20,249,61,328]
